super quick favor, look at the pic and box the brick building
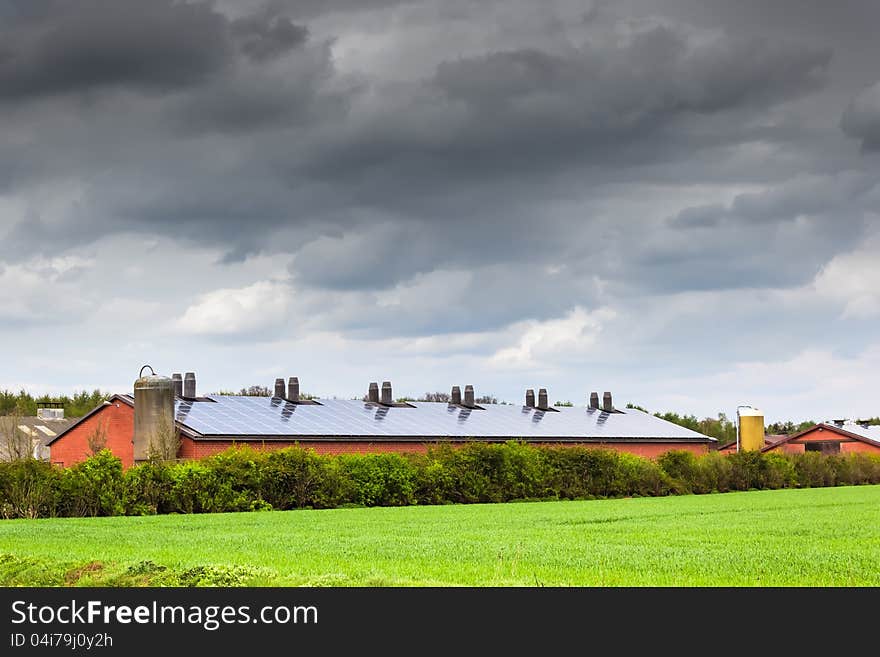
[47,376,715,467]
[760,421,880,455]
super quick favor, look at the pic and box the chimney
[602,391,613,412]
[537,388,549,410]
[589,392,599,409]
[368,382,379,403]
[525,389,535,408]
[464,385,475,407]
[274,378,285,398]
[287,377,300,402]
[172,373,183,397]
[381,381,393,405]
[451,386,462,405]
[183,372,196,398]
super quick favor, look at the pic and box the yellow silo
[737,406,764,452]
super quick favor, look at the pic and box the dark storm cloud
[0,0,875,315]
[0,0,232,100]
[300,27,830,187]
[841,82,880,151]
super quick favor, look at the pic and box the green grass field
[2,485,879,586]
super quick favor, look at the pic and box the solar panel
[174,396,710,441]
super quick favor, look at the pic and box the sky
[0,0,878,422]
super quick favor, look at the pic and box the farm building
[46,370,715,467]
[0,407,76,462]
[760,421,880,455]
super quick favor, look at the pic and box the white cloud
[175,279,292,337]
[813,230,880,318]
[489,306,617,370]
[648,344,880,422]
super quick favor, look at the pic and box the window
[805,441,840,455]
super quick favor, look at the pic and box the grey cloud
[301,26,830,187]
[0,1,232,100]
[230,12,309,61]
[841,81,880,151]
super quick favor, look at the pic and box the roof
[173,396,715,443]
[0,414,78,460]
[761,422,880,452]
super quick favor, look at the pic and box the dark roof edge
[186,435,715,443]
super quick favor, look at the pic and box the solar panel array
[175,396,711,441]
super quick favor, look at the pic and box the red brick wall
[840,440,880,454]
[49,402,135,468]
[178,437,708,459]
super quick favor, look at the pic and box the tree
[86,420,108,456]
[554,400,574,407]
[146,415,180,462]
[0,414,32,461]
[475,395,497,405]
[418,392,451,403]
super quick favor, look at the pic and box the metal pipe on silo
[172,373,183,397]
[133,365,175,463]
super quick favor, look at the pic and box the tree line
[0,389,109,418]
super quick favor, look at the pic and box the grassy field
[1,485,879,586]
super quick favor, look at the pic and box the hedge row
[2,444,880,519]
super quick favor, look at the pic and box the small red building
[761,422,880,455]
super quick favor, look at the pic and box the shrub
[261,447,343,509]
[0,459,62,519]
[658,451,700,493]
[61,450,125,517]
[336,453,418,507]
[693,451,733,494]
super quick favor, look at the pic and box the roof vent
[463,385,475,408]
[274,378,285,398]
[525,389,535,408]
[172,373,183,397]
[602,391,613,412]
[287,377,300,402]
[368,382,379,404]
[589,392,599,409]
[184,372,196,398]
[537,388,549,410]
[381,381,393,405]
[451,386,462,405]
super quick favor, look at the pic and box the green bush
[336,453,418,507]
[0,458,63,519]
[3,445,880,519]
[61,450,125,517]
[261,447,343,509]
[544,447,621,499]
[658,450,700,494]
